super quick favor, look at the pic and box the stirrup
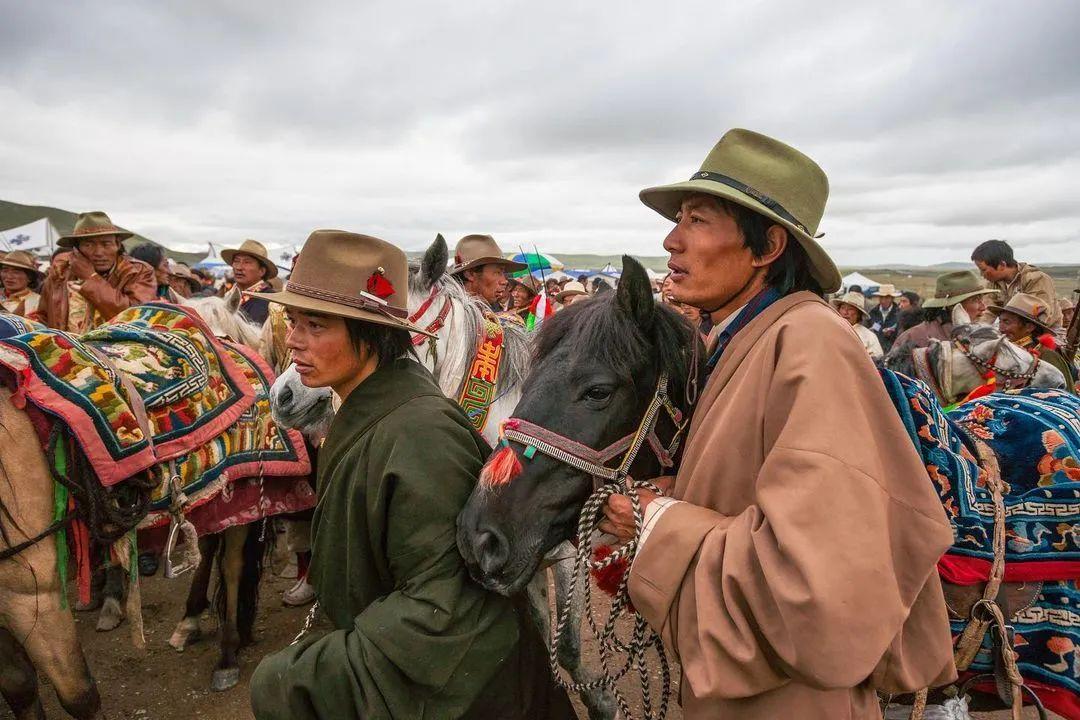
[163,517,201,578]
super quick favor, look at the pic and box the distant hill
[0,199,207,266]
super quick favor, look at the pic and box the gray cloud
[0,0,1077,266]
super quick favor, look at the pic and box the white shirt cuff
[633,496,682,570]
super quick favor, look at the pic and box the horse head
[924,324,1066,404]
[268,364,335,444]
[184,295,262,349]
[408,233,529,445]
[457,256,704,595]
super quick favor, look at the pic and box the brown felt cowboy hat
[253,230,434,337]
[639,128,842,293]
[57,211,134,248]
[830,291,870,320]
[447,235,527,275]
[989,293,1055,334]
[0,250,45,279]
[922,270,997,309]
[221,239,279,280]
[510,275,540,298]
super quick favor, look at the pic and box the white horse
[268,235,617,720]
[888,323,1066,405]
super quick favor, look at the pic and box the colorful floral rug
[0,304,311,518]
[882,369,1080,719]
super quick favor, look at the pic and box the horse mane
[533,293,699,403]
[409,270,529,397]
[184,296,262,349]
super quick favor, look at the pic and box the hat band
[286,280,408,320]
[691,171,809,234]
[74,225,122,236]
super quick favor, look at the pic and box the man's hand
[68,250,96,281]
[598,476,675,541]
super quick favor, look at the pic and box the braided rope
[549,480,672,720]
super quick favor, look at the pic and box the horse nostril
[475,528,510,579]
[278,386,293,409]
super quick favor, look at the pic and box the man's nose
[662,226,682,254]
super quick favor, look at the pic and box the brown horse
[0,297,304,718]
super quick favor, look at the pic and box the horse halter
[955,336,1040,390]
[408,286,453,346]
[500,372,689,489]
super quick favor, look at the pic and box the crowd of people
[1,127,1078,720]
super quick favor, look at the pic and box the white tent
[840,271,882,291]
[193,243,231,277]
[0,217,61,253]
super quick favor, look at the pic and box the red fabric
[366,271,395,300]
[938,553,1080,584]
[71,511,92,607]
[963,675,1080,720]
[590,544,633,612]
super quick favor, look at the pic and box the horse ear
[421,234,448,288]
[615,255,655,327]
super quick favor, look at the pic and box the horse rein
[956,337,1040,390]
[499,372,688,490]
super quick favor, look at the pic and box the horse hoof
[211,667,240,692]
[96,597,124,632]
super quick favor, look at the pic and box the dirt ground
[9,561,1063,720]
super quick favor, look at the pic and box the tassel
[72,516,91,608]
[480,446,522,488]
[53,482,70,610]
[365,269,395,300]
[591,545,633,611]
[1037,333,1058,351]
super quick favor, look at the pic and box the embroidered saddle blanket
[0,304,313,532]
[882,369,1080,718]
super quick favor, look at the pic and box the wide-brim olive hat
[639,128,842,293]
[57,211,134,248]
[221,239,279,279]
[448,234,527,275]
[830,291,869,319]
[0,250,45,279]
[252,230,434,337]
[988,292,1055,334]
[922,270,997,309]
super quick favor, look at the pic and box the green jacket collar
[326,358,443,449]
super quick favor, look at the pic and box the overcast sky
[1,1,1077,266]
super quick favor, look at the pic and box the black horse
[457,256,703,596]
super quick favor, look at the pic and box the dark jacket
[867,302,900,353]
[250,359,571,720]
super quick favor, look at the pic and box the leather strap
[690,170,810,235]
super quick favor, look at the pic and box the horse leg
[95,563,126,632]
[552,556,617,720]
[211,525,247,691]
[4,592,100,719]
[169,534,219,651]
[0,628,45,720]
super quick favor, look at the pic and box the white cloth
[634,495,682,569]
[853,323,884,359]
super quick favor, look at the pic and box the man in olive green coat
[250,230,571,719]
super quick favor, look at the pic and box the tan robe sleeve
[1021,269,1063,327]
[628,316,956,700]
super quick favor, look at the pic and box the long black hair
[344,318,414,368]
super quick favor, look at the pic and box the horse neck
[0,387,55,551]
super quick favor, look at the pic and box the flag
[0,217,59,252]
[525,288,555,331]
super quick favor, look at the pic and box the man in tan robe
[600,129,957,719]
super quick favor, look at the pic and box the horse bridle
[408,286,453,347]
[955,336,1040,390]
[499,372,689,490]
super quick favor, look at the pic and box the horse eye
[584,387,611,402]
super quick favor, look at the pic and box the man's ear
[750,225,788,268]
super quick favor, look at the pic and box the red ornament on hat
[366,267,395,300]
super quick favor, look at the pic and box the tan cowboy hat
[922,270,997,309]
[57,211,133,248]
[510,275,540,298]
[253,230,434,337]
[1060,296,1074,312]
[639,128,842,293]
[556,281,588,303]
[989,292,1055,334]
[872,283,902,298]
[447,235,527,275]
[221,239,279,280]
[830,291,869,319]
[0,250,45,279]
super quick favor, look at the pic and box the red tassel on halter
[591,545,633,611]
[1037,333,1058,351]
[480,446,522,488]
